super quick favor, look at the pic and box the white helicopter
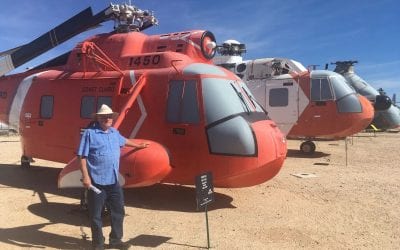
[213,40,374,154]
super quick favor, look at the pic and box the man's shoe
[108,241,130,250]
[92,237,106,250]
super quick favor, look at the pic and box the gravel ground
[0,131,399,249]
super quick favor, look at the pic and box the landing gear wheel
[21,156,31,168]
[300,141,316,155]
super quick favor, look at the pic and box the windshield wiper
[230,82,250,114]
[241,86,257,109]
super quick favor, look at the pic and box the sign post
[195,171,214,249]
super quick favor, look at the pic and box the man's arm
[125,139,149,149]
[79,156,91,188]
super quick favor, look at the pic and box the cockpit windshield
[311,70,355,101]
[311,70,361,113]
[329,74,355,99]
[202,78,265,125]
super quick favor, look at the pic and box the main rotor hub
[108,3,158,32]
[217,40,246,56]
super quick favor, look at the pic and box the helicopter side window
[167,80,200,124]
[311,78,333,101]
[40,95,54,119]
[81,96,96,119]
[80,96,113,119]
[269,88,288,107]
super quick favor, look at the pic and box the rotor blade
[0,4,155,77]
[90,6,115,25]
[31,51,72,71]
[0,7,95,76]
[0,46,23,57]
[11,7,94,69]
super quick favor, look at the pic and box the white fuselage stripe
[128,70,147,138]
[0,54,15,76]
[8,71,47,131]
[130,96,147,138]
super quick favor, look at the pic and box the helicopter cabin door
[264,76,299,135]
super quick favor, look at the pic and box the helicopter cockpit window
[167,80,200,124]
[240,82,264,112]
[40,95,54,119]
[81,96,96,119]
[311,78,333,101]
[269,88,288,107]
[202,78,259,156]
[80,96,113,119]
[202,78,265,125]
[329,75,355,99]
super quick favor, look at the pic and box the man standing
[78,104,148,250]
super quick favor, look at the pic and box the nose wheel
[300,141,316,154]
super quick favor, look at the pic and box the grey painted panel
[345,73,379,99]
[337,94,362,113]
[183,63,226,76]
[373,105,400,129]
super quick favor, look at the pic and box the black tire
[300,141,316,154]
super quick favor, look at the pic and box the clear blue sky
[1,0,399,96]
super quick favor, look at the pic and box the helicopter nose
[211,119,287,188]
[346,95,374,134]
[244,120,287,185]
[360,94,375,120]
[254,120,286,180]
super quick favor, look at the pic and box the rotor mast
[107,3,158,33]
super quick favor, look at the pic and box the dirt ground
[0,131,399,249]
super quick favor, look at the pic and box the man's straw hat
[93,104,118,118]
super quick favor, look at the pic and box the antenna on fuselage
[307,64,319,71]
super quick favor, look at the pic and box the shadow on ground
[286,149,330,158]
[0,163,235,249]
[0,164,234,212]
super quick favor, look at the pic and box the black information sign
[195,171,214,209]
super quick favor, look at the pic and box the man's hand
[126,139,150,149]
[81,175,92,189]
[136,142,150,149]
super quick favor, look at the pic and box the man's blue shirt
[77,123,127,185]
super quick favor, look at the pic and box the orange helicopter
[0,3,287,188]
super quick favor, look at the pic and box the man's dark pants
[87,182,125,248]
